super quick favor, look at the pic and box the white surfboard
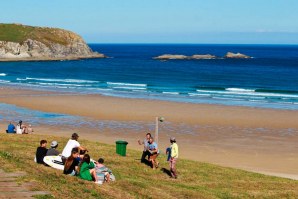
[43,155,64,170]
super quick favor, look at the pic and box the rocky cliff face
[0,24,105,61]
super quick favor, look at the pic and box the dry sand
[0,87,298,180]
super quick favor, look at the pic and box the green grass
[0,133,297,199]
[0,23,71,46]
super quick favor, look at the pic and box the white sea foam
[0,73,7,76]
[188,93,211,97]
[16,78,27,81]
[196,88,298,98]
[0,80,10,83]
[162,92,180,95]
[226,88,255,92]
[107,82,147,87]
[34,82,92,87]
[113,86,147,90]
[25,77,99,83]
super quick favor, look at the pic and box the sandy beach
[0,87,298,180]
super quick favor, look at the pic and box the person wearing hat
[61,133,88,161]
[46,141,60,156]
[169,137,179,179]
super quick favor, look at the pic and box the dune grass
[0,133,297,199]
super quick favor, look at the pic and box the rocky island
[0,23,105,61]
[154,54,217,60]
[224,52,251,59]
[154,52,251,60]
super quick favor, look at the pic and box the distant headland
[0,23,106,61]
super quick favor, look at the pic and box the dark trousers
[141,150,150,162]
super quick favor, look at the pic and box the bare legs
[90,168,98,182]
[149,154,159,169]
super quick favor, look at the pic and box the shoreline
[0,87,298,180]
[0,53,106,62]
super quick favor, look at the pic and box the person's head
[71,133,79,140]
[82,154,90,164]
[149,137,154,144]
[50,141,58,149]
[19,120,22,125]
[98,158,104,164]
[40,140,47,147]
[146,133,151,139]
[71,147,79,158]
[170,137,176,143]
[64,148,80,171]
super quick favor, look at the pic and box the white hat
[51,141,58,148]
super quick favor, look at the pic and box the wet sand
[0,87,298,180]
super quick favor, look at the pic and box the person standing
[138,132,151,163]
[169,137,179,179]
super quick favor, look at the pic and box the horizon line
[87,43,298,46]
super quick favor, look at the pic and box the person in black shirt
[36,140,48,164]
[64,148,80,175]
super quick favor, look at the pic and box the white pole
[155,117,159,145]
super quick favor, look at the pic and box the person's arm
[149,143,158,153]
[78,145,87,151]
[89,161,95,169]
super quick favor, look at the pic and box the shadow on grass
[161,168,172,177]
[136,158,152,168]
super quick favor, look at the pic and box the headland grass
[0,23,69,46]
[0,133,297,199]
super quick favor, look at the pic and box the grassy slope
[0,133,297,199]
[0,23,69,46]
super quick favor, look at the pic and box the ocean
[0,44,298,110]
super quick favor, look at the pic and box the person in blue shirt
[148,137,159,169]
[6,122,16,133]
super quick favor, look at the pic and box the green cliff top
[0,23,78,46]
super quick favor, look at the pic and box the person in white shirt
[61,133,88,162]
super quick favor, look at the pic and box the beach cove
[0,87,297,180]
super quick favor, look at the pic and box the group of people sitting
[6,120,34,134]
[35,133,112,184]
[138,133,179,179]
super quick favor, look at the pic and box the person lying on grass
[78,154,100,184]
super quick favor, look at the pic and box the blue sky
[1,0,298,44]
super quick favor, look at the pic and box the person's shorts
[69,170,76,176]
